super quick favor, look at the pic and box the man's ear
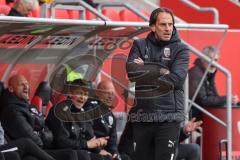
[150,25,156,32]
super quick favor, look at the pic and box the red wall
[161,0,214,24]
[161,0,240,29]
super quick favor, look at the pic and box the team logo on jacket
[108,116,114,127]
[163,47,171,61]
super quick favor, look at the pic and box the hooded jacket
[0,90,45,147]
[126,28,189,122]
[45,99,99,152]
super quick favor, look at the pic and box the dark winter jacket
[189,58,226,119]
[45,99,99,152]
[8,8,24,17]
[126,28,189,122]
[0,90,46,147]
[91,100,118,155]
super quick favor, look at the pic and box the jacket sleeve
[126,40,169,82]
[159,46,190,90]
[105,116,119,155]
[194,78,226,107]
[179,127,190,142]
[2,105,43,147]
[45,107,87,150]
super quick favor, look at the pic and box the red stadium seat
[68,10,81,19]
[86,9,96,20]
[31,81,52,116]
[48,9,70,19]
[31,6,41,17]
[102,8,120,21]
[45,101,53,116]
[119,9,139,22]
[0,5,10,15]
[0,0,5,5]
[31,96,43,112]
[55,94,67,104]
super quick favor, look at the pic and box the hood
[1,90,29,108]
[147,26,180,47]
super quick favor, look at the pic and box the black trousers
[176,144,200,160]
[0,138,54,160]
[132,122,180,160]
[0,151,20,160]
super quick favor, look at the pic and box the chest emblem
[108,116,114,126]
[162,47,171,61]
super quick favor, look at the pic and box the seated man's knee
[190,144,200,157]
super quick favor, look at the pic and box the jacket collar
[147,26,180,47]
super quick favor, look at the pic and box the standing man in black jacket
[189,46,239,120]
[126,7,189,160]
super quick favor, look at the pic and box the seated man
[0,122,55,160]
[91,81,130,160]
[189,46,239,120]
[8,0,39,17]
[45,79,112,160]
[0,74,78,160]
[177,118,202,160]
[118,117,202,160]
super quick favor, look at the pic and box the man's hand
[99,149,112,157]
[97,136,109,147]
[133,57,144,65]
[87,136,109,149]
[184,117,203,134]
[159,68,170,75]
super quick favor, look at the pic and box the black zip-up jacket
[91,100,118,155]
[0,90,45,147]
[126,28,189,122]
[45,99,99,152]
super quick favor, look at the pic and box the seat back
[31,81,52,115]
[102,8,120,21]
[0,5,10,15]
[119,9,139,22]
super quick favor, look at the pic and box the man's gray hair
[202,46,219,56]
[19,0,39,10]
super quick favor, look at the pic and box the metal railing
[46,0,109,20]
[97,2,149,21]
[0,16,231,159]
[180,0,219,24]
[183,39,232,160]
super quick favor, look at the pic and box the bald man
[8,74,30,102]
[91,81,130,160]
[0,74,79,160]
[96,81,115,109]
